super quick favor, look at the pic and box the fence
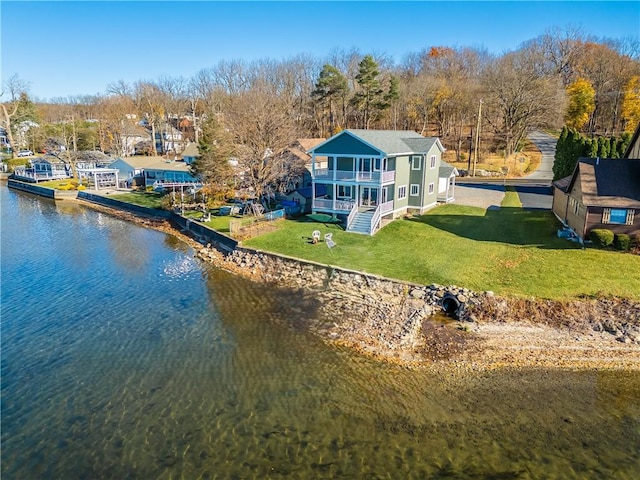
[229,208,285,240]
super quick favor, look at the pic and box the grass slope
[244,204,640,300]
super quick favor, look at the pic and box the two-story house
[307,129,453,235]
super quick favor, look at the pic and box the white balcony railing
[379,200,394,214]
[313,198,355,211]
[314,169,394,184]
[381,171,395,183]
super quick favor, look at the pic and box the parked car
[17,150,34,157]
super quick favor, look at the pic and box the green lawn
[108,191,165,209]
[243,204,640,300]
[183,209,233,233]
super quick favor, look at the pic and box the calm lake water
[1,185,639,479]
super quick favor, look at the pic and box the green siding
[394,155,410,210]
[408,156,423,207]
[423,146,440,205]
[314,133,381,156]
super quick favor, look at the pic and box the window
[374,158,381,171]
[398,185,407,199]
[569,197,580,215]
[337,185,352,199]
[430,155,436,168]
[428,183,434,194]
[410,184,420,196]
[603,208,634,225]
[411,156,421,170]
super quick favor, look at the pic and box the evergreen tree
[350,55,389,129]
[312,65,348,136]
[191,115,236,202]
[586,137,598,157]
[597,136,610,158]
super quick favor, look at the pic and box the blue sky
[2,1,639,101]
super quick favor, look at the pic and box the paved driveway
[453,184,505,209]
[525,130,555,182]
[514,185,553,210]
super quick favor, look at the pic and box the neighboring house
[285,184,328,214]
[551,157,640,242]
[12,154,71,182]
[15,120,39,149]
[75,151,113,169]
[160,124,184,154]
[307,129,450,235]
[108,156,200,189]
[181,143,200,165]
[624,123,640,159]
[121,125,151,157]
[0,127,9,149]
[282,138,326,191]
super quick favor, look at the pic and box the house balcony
[312,197,356,212]
[313,168,395,184]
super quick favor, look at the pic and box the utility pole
[473,99,482,177]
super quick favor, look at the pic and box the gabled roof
[110,156,192,173]
[309,129,445,156]
[297,138,325,151]
[181,143,200,158]
[32,154,68,165]
[568,158,640,208]
[552,175,572,192]
[439,161,459,178]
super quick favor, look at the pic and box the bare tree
[1,74,32,157]
[482,51,565,157]
[226,87,298,200]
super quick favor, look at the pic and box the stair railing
[369,204,382,235]
[346,202,358,231]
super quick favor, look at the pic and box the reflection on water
[1,186,639,479]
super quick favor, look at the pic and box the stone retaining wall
[8,178,78,199]
[195,244,486,361]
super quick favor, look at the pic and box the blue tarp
[264,209,285,220]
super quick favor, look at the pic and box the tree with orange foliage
[565,78,595,130]
[621,75,640,132]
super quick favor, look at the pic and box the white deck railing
[369,200,394,235]
[313,198,355,211]
[314,169,395,183]
[346,203,358,230]
[12,167,70,182]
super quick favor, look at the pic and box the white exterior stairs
[346,208,375,235]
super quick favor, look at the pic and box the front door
[361,187,379,207]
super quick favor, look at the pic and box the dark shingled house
[552,157,640,242]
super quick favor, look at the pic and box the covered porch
[313,155,396,184]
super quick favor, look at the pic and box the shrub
[76,185,86,191]
[589,228,614,247]
[613,233,631,251]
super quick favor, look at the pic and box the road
[455,130,557,210]
[523,130,556,182]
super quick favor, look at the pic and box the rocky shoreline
[76,198,640,372]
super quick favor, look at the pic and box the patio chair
[325,233,336,248]
[312,230,321,244]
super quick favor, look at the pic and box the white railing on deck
[313,198,355,211]
[370,204,382,235]
[379,200,394,214]
[313,169,394,184]
[369,201,394,235]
